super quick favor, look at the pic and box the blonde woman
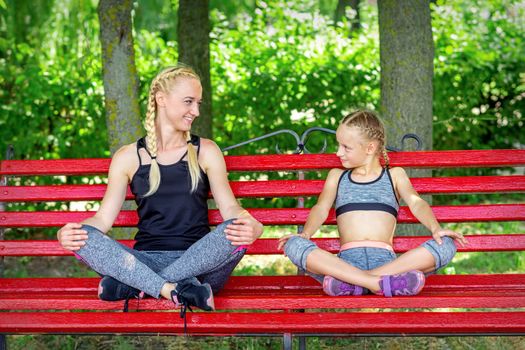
[57,65,263,313]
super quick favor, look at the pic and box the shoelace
[179,301,194,335]
[173,284,196,335]
[122,293,142,312]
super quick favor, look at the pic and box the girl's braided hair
[341,110,390,168]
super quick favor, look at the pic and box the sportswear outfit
[75,135,246,301]
[285,168,456,293]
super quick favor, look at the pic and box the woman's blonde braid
[142,80,161,196]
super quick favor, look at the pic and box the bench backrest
[1,150,525,257]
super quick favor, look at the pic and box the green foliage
[0,0,107,160]
[133,29,179,116]
[432,0,525,150]
[2,0,523,161]
[134,0,179,42]
[211,0,380,155]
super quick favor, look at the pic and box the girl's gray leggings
[75,219,245,298]
[284,235,457,283]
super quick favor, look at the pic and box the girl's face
[157,77,202,131]
[335,125,370,168]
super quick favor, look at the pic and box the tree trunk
[378,0,434,236]
[177,0,212,138]
[98,0,142,238]
[334,0,361,31]
[98,0,142,155]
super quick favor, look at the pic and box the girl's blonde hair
[340,110,390,168]
[143,65,202,196]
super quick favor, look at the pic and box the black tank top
[130,135,210,251]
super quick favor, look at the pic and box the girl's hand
[57,223,88,251]
[432,228,468,247]
[225,217,263,246]
[278,232,310,252]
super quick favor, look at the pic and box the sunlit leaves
[211,0,380,154]
[432,0,525,150]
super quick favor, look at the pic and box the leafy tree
[432,0,525,151]
[1,0,522,161]
[378,0,434,151]
[211,0,380,154]
[99,0,142,154]
[378,0,434,236]
[178,0,213,137]
[0,0,107,160]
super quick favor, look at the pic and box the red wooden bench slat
[1,275,524,311]
[2,150,525,176]
[2,235,524,256]
[2,311,524,335]
[410,175,525,194]
[0,158,112,176]
[3,275,524,294]
[2,175,524,201]
[225,150,525,170]
[1,204,523,227]
[2,292,524,311]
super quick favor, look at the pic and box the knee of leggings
[284,236,315,269]
[424,236,457,270]
[214,218,236,237]
[80,224,104,242]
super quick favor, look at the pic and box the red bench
[1,150,525,346]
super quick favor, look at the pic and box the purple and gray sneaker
[377,270,425,297]
[323,276,366,296]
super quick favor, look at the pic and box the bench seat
[1,149,525,342]
[2,274,525,311]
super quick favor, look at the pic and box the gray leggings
[284,235,457,283]
[75,219,245,298]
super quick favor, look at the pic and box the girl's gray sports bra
[335,168,399,218]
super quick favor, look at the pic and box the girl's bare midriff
[337,211,397,246]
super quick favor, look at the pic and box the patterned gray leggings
[75,219,245,298]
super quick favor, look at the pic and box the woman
[57,65,263,313]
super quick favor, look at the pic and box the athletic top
[130,135,210,251]
[335,168,399,218]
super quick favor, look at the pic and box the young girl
[278,110,466,297]
[58,65,263,312]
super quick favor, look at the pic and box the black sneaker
[171,281,215,334]
[98,276,143,312]
[170,280,215,312]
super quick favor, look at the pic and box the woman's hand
[225,217,263,246]
[432,228,468,247]
[57,223,88,251]
[277,232,310,252]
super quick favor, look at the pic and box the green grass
[7,334,525,350]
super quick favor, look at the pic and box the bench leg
[0,334,6,350]
[283,332,292,350]
[299,336,306,350]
